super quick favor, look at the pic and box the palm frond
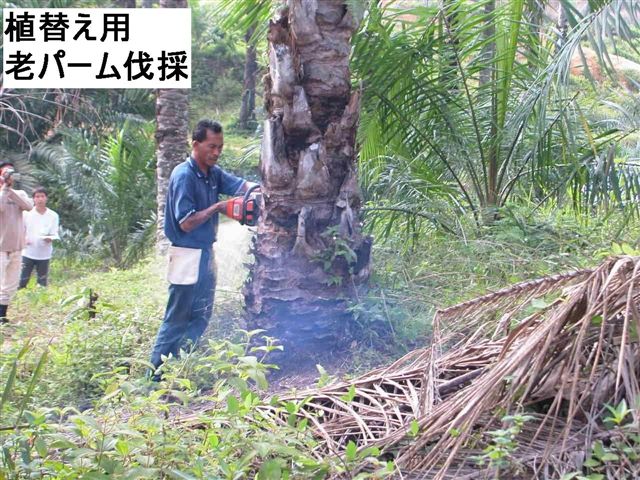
[181,256,640,479]
[355,0,640,223]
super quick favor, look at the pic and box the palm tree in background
[238,26,259,131]
[155,0,189,253]
[357,0,640,232]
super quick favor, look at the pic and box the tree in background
[357,0,640,233]
[238,26,259,131]
[215,0,273,127]
[34,121,156,267]
[155,0,189,254]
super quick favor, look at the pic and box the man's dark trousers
[19,256,50,288]
[150,247,216,370]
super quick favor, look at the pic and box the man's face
[34,192,47,208]
[193,130,224,168]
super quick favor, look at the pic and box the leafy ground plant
[1,332,394,479]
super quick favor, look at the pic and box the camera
[2,168,20,182]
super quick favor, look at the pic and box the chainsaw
[223,184,261,226]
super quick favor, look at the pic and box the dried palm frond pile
[254,256,640,478]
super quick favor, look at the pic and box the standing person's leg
[19,256,36,289]
[0,251,23,322]
[0,252,9,321]
[182,249,216,350]
[150,283,196,370]
[34,259,50,287]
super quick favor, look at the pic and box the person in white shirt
[19,187,59,289]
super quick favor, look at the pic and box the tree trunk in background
[116,0,136,7]
[440,0,460,93]
[142,0,157,7]
[244,1,371,359]
[238,26,258,131]
[155,0,189,254]
[478,0,494,86]
[526,0,543,72]
[556,3,568,50]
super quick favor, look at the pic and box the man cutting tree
[149,119,258,378]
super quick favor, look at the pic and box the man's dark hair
[33,186,47,197]
[0,161,15,170]
[192,119,223,142]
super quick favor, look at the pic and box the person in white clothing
[0,161,33,323]
[19,187,59,289]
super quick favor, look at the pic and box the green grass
[3,219,255,407]
[4,258,167,406]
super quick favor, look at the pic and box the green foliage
[561,400,639,479]
[369,202,640,313]
[33,121,156,267]
[3,257,397,478]
[313,226,358,283]
[0,332,393,479]
[474,414,534,472]
[214,0,274,46]
[9,258,166,407]
[355,0,640,228]
[190,0,245,109]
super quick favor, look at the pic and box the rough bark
[155,0,189,254]
[238,27,258,131]
[244,1,371,358]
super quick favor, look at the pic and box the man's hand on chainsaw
[212,199,229,214]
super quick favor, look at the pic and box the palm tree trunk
[478,0,495,86]
[244,1,371,358]
[155,0,189,254]
[238,26,258,131]
[556,2,568,50]
[440,0,460,92]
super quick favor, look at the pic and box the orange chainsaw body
[223,185,260,226]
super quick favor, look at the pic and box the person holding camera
[0,161,33,324]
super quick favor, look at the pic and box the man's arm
[179,200,227,233]
[1,188,33,211]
